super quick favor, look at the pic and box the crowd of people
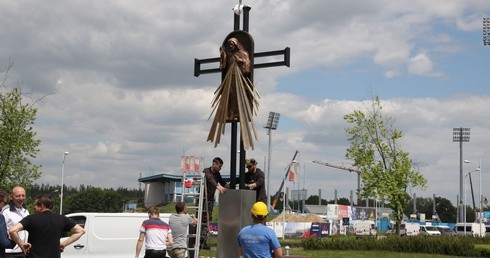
[134,156,281,258]
[1,156,282,258]
[0,186,85,258]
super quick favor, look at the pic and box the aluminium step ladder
[182,173,210,258]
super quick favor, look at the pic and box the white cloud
[407,52,444,77]
[1,0,489,204]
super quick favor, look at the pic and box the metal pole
[457,194,460,223]
[453,127,470,223]
[302,163,306,213]
[432,194,436,218]
[267,127,272,211]
[464,174,466,235]
[464,159,482,236]
[297,167,300,212]
[469,173,476,210]
[356,172,361,205]
[60,151,69,215]
[459,133,464,223]
[282,189,286,240]
[479,159,482,237]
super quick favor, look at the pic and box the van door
[62,215,88,258]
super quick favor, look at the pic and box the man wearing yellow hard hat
[237,202,283,258]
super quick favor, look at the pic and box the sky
[1,0,490,208]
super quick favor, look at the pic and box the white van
[402,222,420,236]
[453,222,486,237]
[353,220,376,237]
[419,225,441,236]
[61,212,171,258]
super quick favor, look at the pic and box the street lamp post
[60,151,69,215]
[265,111,280,212]
[464,159,482,236]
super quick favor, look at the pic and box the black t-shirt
[20,210,76,258]
[245,168,267,202]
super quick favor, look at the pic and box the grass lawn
[199,239,469,258]
[159,203,489,257]
[286,248,465,258]
[197,246,465,258]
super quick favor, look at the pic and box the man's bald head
[11,186,26,208]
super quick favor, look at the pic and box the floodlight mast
[484,18,490,46]
[265,111,280,212]
[453,127,470,223]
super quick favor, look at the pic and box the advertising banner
[351,206,376,220]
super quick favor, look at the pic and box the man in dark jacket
[197,157,229,249]
[244,158,267,203]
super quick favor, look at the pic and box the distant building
[138,172,230,207]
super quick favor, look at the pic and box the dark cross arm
[194,47,290,77]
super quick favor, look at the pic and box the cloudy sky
[1,1,489,206]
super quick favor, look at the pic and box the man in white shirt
[2,186,29,258]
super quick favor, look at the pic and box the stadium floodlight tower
[453,127,470,223]
[265,111,280,212]
[484,17,490,46]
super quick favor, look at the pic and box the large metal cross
[194,5,290,189]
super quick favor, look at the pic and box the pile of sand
[270,212,324,223]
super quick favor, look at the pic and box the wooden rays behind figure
[207,31,260,150]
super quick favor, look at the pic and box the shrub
[300,235,485,257]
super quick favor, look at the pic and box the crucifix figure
[208,29,259,152]
[194,5,290,189]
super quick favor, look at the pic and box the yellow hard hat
[251,201,268,216]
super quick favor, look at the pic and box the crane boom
[312,160,361,205]
[312,160,361,173]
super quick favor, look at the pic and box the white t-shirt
[2,204,29,253]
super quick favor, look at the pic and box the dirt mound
[270,212,324,223]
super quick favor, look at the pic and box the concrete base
[217,189,255,258]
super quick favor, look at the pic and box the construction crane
[271,150,299,210]
[312,160,361,205]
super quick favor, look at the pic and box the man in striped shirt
[135,206,173,258]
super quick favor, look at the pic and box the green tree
[25,184,144,214]
[0,62,41,190]
[327,197,351,205]
[403,196,457,223]
[63,187,126,214]
[344,96,427,234]
[306,195,328,205]
[434,197,457,223]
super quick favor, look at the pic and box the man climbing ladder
[199,157,229,249]
[185,157,229,257]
